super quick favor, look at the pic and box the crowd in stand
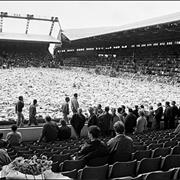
[0,49,55,68]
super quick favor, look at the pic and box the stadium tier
[0,12,61,68]
[55,12,180,77]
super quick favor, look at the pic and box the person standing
[135,110,147,134]
[169,101,179,129]
[124,108,137,134]
[70,108,86,138]
[154,103,163,130]
[87,107,99,127]
[99,106,112,137]
[164,101,171,129]
[28,99,38,126]
[71,93,79,114]
[15,96,24,127]
[61,97,70,124]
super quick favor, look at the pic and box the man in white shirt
[71,93,79,114]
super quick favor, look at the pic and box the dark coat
[124,112,137,134]
[77,139,109,163]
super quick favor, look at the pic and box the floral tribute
[1,155,53,179]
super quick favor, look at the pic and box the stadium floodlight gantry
[0,12,62,45]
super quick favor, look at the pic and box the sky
[0,1,180,53]
[0,1,180,31]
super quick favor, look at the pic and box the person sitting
[38,116,59,143]
[107,121,133,164]
[70,108,86,138]
[58,120,71,141]
[0,133,7,148]
[124,108,137,134]
[6,125,22,146]
[135,110,147,134]
[75,125,109,164]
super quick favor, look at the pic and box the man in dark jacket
[164,101,171,129]
[169,101,179,129]
[76,125,109,164]
[124,108,137,134]
[58,120,71,141]
[70,108,86,137]
[39,116,59,142]
[28,99,38,126]
[15,96,24,127]
[99,106,112,137]
[154,103,163,130]
[87,107,99,127]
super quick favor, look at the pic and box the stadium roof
[60,12,180,48]
[0,32,61,43]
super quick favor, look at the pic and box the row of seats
[59,155,180,180]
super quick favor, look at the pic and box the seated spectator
[87,107,99,127]
[0,133,7,148]
[58,120,71,141]
[39,116,59,143]
[135,110,147,134]
[6,125,22,146]
[70,108,86,138]
[0,149,11,169]
[124,108,137,134]
[99,106,112,137]
[76,125,109,164]
[107,121,133,164]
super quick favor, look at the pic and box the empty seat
[133,145,146,152]
[162,155,180,171]
[148,143,163,150]
[164,140,178,148]
[108,160,137,179]
[144,169,175,180]
[158,138,170,144]
[171,146,180,155]
[132,150,152,161]
[152,147,171,158]
[60,159,85,172]
[78,164,109,180]
[136,157,162,175]
[145,140,157,145]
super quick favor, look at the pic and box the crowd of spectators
[62,46,180,81]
